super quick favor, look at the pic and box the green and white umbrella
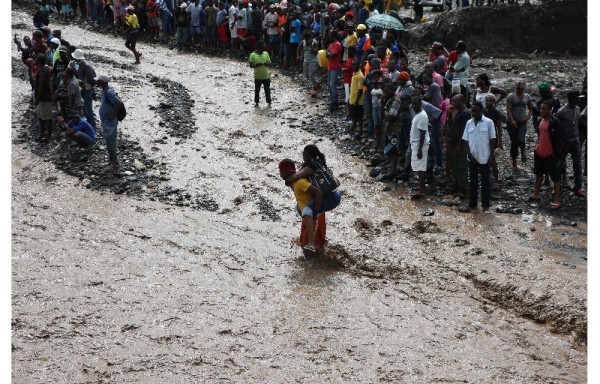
[365,14,405,31]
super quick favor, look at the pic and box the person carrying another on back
[280,145,341,253]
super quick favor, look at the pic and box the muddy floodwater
[11,9,586,383]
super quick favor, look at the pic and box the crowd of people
[20,0,587,214]
[15,19,125,171]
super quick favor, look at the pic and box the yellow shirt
[126,14,139,29]
[292,179,313,211]
[347,33,358,48]
[350,70,365,105]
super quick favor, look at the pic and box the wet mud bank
[11,7,586,383]
[408,0,587,55]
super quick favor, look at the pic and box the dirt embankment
[408,0,587,55]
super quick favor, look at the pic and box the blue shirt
[68,118,97,140]
[290,19,302,44]
[356,35,368,62]
[99,87,120,124]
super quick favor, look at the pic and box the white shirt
[410,109,430,150]
[186,3,203,27]
[237,7,247,29]
[454,51,470,87]
[228,5,238,28]
[462,115,496,164]
[265,12,278,35]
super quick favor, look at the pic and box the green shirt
[249,51,271,80]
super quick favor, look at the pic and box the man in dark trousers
[447,94,471,196]
[555,89,585,197]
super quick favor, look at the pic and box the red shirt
[327,41,342,71]
[147,0,158,18]
[535,118,553,157]
[342,58,353,84]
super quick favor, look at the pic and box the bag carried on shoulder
[104,89,127,121]
[115,102,127,121]
[309,161,340,194]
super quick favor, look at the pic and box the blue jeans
[101,119,118,162]
[73,131,96,147]
[468,161,491,209]
[304,190,341,216]
[162,12,173,35]
[89,0,102,23]
[560,139,583,189]
[327,68,341,108]
[81,89,96,129]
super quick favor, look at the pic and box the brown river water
[11,9,586,383]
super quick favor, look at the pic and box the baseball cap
[94,74,110,83]
[356,23,367,31]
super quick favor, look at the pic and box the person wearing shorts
[410,96,430,197]
[34,54,54,142]
[124,8,142,63]
[216,3,229,48]
[525,100,562,210]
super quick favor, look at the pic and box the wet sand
[11,9,586,383]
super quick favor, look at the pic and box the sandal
[550,202,561,210]
[525,195,541,203]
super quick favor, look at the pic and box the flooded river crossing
[11,9,587,383]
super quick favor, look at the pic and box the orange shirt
[147,0,158,18]
[277,15,287,36]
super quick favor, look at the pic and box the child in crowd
[342,46,356,120]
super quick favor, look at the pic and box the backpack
[308,160,340,194]
[105,89,127,121]
[115,102,127,122]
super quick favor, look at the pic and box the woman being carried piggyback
[279,145,341,253]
